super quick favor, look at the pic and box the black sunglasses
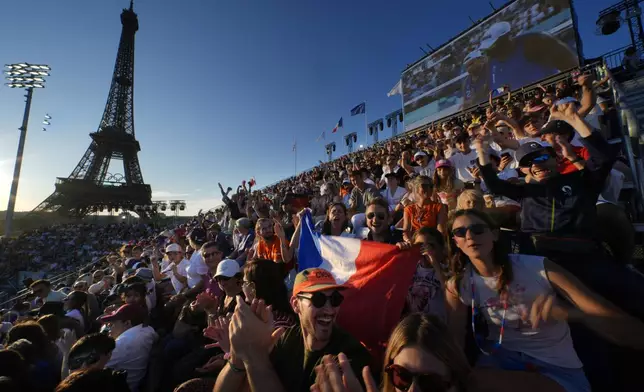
[385,364,452,392]
[366,212,386,220]
[203,250,222,258]
[297,290,344,308]
[452,223,488,238]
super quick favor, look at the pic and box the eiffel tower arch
[33,1,152,218]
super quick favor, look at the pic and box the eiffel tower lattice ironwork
[33,1,152,218]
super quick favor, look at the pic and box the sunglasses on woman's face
[366,212,386,220]
[385,364,453,392]
[451,223,488,238]
[297,290,344,308]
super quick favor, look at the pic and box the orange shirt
[256,235,282,262]
[405,202,444,231]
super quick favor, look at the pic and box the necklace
[470,267,507,356]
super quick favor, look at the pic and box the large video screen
[402,0,579,131]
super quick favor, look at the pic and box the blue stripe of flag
[297,210,323,271]
[350,102,366,116]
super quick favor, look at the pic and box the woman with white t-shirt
[445,209,644,392]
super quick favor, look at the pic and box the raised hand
[554,135,577,161]
[549,102,578,122]
[310,353,379,392]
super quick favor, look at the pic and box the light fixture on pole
[325,142,336,162]
[386,109,403,138]
[169,200,186,225]
[344,132,358,153]
[368,119,384,144]
[3,63,50,237]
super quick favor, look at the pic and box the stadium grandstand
[3,0,644,391]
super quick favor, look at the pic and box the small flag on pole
[316,131,326,142]
[387,80,402,97]
[350,102,366,116]
[331,117,343,133]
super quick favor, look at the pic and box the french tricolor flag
[297,211,418,364]
[331,117,343,133]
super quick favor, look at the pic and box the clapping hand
[229,297,286,363]
[203,314,232,352]
[310,353,379,392]
[273,219,286,240]
[191,291,219,313]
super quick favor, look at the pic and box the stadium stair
[615,75,644,264]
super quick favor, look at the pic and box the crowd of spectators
[1,61,644,392]
[0,223,158,286]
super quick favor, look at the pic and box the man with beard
[214,268,372,392]
[248,218,292,264]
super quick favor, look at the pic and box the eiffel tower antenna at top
[129,0,134,10]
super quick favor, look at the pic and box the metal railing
[603,45,632,71]
[605,64,644,216]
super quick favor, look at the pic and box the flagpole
[364,101,368,147]
[294,137,297,176]
[400,91,405,132]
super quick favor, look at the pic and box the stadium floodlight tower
[3,63,50,237]
[368,120,384,144]
[325,142,336,162]
[344,132,358,153]
[386,109,404,138]
[596,0,644,55]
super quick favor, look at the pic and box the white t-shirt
[65,309,85,331]
[381,187,407,210]
[413,159,435,178]
[406,262,446,322]
[458,254,582,368]
[164,258,190,294]
[186,251,208,289]
[448,150,479,182]
[106,324,158,392]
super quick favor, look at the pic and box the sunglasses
[203,250,222,258]
[366,212,386,220]
[385,364,453,392]
[452,223,489,238]
[528,154,550,165]
[297,290,344,308]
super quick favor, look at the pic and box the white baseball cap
[479,22,512,50]
[215,259,241,278]
[165,243,182,253]
[414,151,428,159]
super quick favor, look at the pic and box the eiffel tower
[33,1,152,218]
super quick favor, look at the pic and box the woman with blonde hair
[402,175,447,239]
[455,189,485,211]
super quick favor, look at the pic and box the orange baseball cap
[292,268,345,298]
